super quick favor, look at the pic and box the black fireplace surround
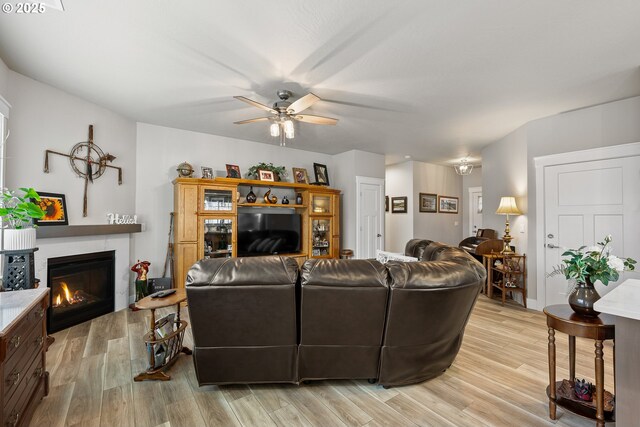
[46,251,115,333]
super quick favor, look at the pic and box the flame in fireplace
[53,282,89,308]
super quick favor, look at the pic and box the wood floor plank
[131,359,170,427]
[307,382,373,427]
[192,390,243,427]
[104,337,132,390]
[228,395,278,427]
[385,393,459,427]
[249,383,292,413]
[28,383,75,427]
[269,404,313,427]
[166,396,207,427]
[65,353,106,426]
[100,384,134,427]
[49,336,88,388]
[272,385,348,427]
[337,383,417,427]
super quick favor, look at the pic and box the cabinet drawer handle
[6,371,20,387]
[9,335,21,349]
[35,336,44,347]
[6,411,19,427]
[33,367,43,378]
[36,308,45,318]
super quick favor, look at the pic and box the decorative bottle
[295,193,303,204]
[246,187,257,203]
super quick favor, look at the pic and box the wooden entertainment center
[172,177,341,288]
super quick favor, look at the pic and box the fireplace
[46,251,115,333]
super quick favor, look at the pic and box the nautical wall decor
[43,125,122,217]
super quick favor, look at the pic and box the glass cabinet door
[311,195,332,214]
[202,188,234,212]
[311,219,331,256]
[203,218,233,258]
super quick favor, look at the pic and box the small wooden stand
[544,305,616,426]
[133,289,192,381]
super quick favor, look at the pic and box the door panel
[357,178,384,259]
[544,156,640,306]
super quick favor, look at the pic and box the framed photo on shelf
[225,164,241,179]
[313,163,329,186]
[258,169,275,181]
[391,196,407,213]
[201,166,213,179]
[292,167,309,184]
[419,193,437,213]
[438,195,459,214]
[33,192,69,226]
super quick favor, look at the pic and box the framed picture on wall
[385,196,389,212]
[391,196,407,213]
[33,192,69,226]
[438,195,459,214]
[419,193,437,213]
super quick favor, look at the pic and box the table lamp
[495,196,522,254]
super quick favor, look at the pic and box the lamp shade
[495,196,522,215]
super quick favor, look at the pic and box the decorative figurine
[296,193,303,205]
[131,260,151,301]
[574,378,593,401]
[176,161,194,178]
[246,186,257,203]
[282,196,289,205]
[263,188,278,204]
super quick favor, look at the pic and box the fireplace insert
[46,250,115,333]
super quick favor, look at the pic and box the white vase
[3,228,37,250]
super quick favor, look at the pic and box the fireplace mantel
[36,224,142,239]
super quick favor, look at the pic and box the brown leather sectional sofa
[185,239,486,387]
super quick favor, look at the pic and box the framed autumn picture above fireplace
[33,192,68,226]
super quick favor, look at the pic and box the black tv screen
[237,213,301,256]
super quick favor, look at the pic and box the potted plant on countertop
[548,235,636,317]
[0,188,45,250]
[247,163,288,181]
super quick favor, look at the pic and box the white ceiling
[1,0,640,165]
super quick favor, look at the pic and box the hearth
[46,250,115,333]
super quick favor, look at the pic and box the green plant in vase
[246,163,288,181]
[0,188,45,250]
[548,235,636,316]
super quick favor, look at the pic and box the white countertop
[594,279,640,321]
[0,288,49,335]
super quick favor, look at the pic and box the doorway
[536,142,640,307]
[356,176,385,259]
[468,186,482,237]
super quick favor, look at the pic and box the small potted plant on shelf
[0,188,45,250]
[247,163,288,181]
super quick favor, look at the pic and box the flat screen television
[237,213,301,256]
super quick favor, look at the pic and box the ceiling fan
[233,90,338,146]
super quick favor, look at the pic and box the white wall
[0,56,9,104]
[332,150,385,253]
[481,95,640,303]
[134,123,335,277]
[5,71,137,223]
[412,161,463,246]
[385,161,414,252]
[461,167,482,238]
[481,126,528,253]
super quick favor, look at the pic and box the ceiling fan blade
[293,114,338,125]
[233,96,277,114]
[287,93,320,114]
[233,117,272,125]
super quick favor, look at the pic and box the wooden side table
[544,305,615,426]
[483,253,527,307]
[134,289,192,381]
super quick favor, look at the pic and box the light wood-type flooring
[30,296,615,427]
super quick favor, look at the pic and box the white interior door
[356,176,384,259]
[468,187,482,237]
[544,156,640,306]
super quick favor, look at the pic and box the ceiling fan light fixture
[283,119,294,134]
[270,122,280,137]
[454,158,474,176]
